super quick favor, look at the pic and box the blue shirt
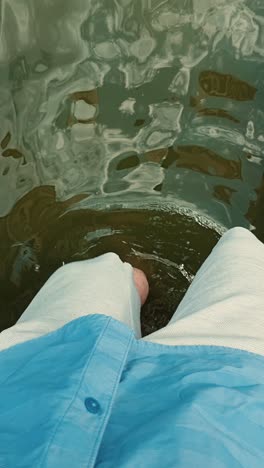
[0,314,264,467]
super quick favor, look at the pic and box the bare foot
[133,268,149,306]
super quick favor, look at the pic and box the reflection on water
[1,0,264,332]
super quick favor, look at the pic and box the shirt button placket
[84,397,101,414]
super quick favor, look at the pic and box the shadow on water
[0,186,221,336]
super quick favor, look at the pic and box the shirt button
[84,397,101,414]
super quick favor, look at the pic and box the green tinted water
[1,0,264,333]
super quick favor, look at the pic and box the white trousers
[1,227,264,356]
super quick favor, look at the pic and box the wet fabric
[144,227,264,355]
[0,314,264,467]
[2,227,264,356]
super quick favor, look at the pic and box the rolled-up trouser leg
[144,227,264,356]
[0,253,141,351]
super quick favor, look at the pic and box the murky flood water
[1,0,264,334]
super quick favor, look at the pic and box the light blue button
[84,397,101,414]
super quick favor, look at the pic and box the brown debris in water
[199,71,257,101]
[116,154,140,171]
[70,89,98,106]
[213,185,237,205]
[134,119,145,127]
[1,131,11,150]
[162,145,241,179]
[190,96,202,108]
[144,148,168,164]
[197,108,240,123]
[2,148,24,159]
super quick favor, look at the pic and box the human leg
[0,253,141,350]
[144,227,264,355]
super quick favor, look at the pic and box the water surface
[1,0,264,333]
